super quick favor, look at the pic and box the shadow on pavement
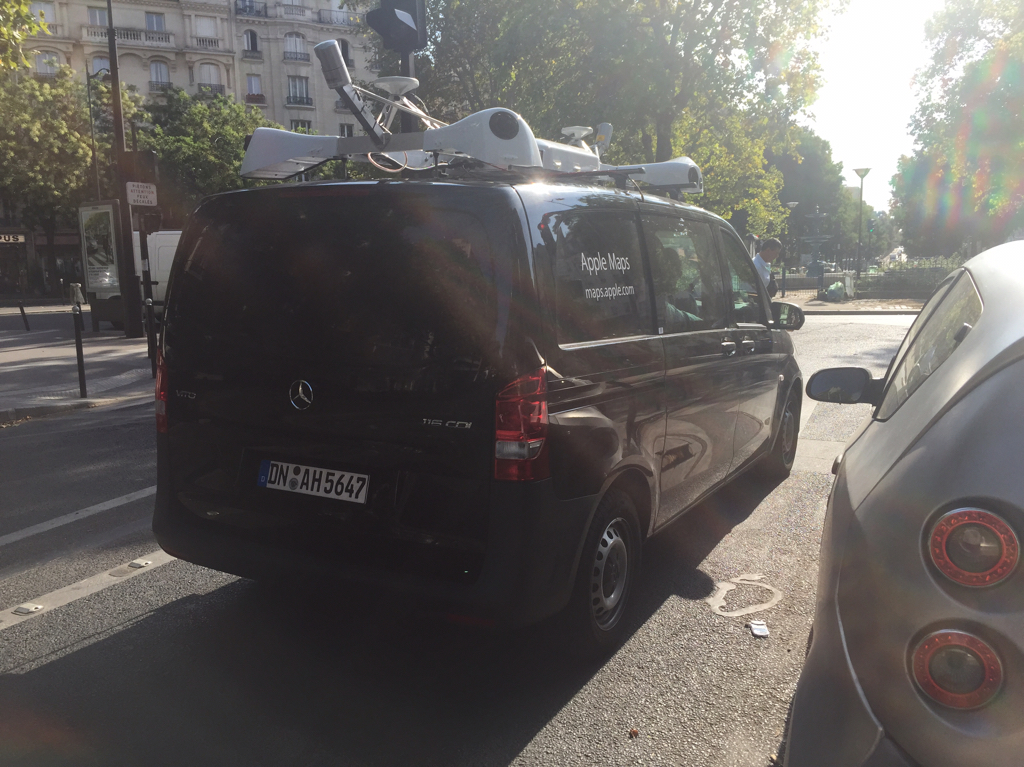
[0,479,774,767]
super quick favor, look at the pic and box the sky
[805,0,950,211]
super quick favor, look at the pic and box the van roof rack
[240,40,703,196]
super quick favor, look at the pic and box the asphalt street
[0,315,915,767]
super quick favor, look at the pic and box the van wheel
[757,389,800,480]
[568,488,642,657]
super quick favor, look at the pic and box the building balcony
[32,23,64,37]
[192,36,222,49]
[318,9,360,26]
[149,80,173,93]
[283,50,310,61]
[33,71,58,81]
[242,48,263,60]
[196,82,226,96]
[245,93,266,105]
[280,4,308,17]
[235,0,267,17]
[286,94,312,106]
[83,25,175,47]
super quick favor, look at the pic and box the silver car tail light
[928,508,1018,587]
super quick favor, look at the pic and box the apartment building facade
[25,0,373,137]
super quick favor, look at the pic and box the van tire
[567,488,642,658]
[756,389,800,480]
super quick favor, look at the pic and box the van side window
[719,229,768,325]
[548,213,652,345]
[643,215,726,333]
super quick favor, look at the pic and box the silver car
[785,241,1023,767]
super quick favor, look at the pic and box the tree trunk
[654,113,675,163]
[43,218,58,297]
[640,129,655,164]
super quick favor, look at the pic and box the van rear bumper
[153,469,597,628]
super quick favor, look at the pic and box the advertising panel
[78,202,120,297]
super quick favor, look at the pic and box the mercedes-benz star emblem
[289,380,313,410]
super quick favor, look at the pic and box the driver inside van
[650,244,702,333]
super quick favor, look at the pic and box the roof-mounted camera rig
[240,40,704,195]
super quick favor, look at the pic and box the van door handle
[720,340,737,356]
[741,337,755,353]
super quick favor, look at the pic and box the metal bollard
[781,267,787,298]
[145,298,157,378]
[18,301,29,331]
[72,304,87,399]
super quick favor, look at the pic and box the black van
[153,179,804,652]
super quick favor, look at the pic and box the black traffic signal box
[366,0,427,53]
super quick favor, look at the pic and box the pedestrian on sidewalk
[754,238,782,297]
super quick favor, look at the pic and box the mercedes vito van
[153,179,804,653]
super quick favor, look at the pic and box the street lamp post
[854,167,870,278]
[85,67,109,200]
[105,0,144,338]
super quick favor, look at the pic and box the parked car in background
[785,241,1024,766]
[153,179,806,655]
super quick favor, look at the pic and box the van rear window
[165,190,504,393]
[546,213,652,345]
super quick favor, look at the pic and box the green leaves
[0,67,94,230]
[893,0,1024,256]
[0,0,45,72]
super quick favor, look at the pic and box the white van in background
[90,230,181,328]
[131,230,181,310]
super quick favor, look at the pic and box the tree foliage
[370,0,839,238]
[892,0,1024,257]
[0,67,93,233]
[0,0,44,72]
[142,89,281,222]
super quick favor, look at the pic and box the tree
[0,67,94,286]
[0,0,44,72]
[891,0,1024,256]
[142,89,281,223]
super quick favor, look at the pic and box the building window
[244,30,258,51]
[339,123,353,137]
[284,31,308,60]
[195,15,217,38]
[150,60,170,83]
[247,74,261,94]
[30,2,54,23]
[92,55,109,74]
[338,38,354,67]
[198,63,220,84]
[287,75,309,98]
[35,51,58,75]
[291,120,313,132]
[146,12,165,31]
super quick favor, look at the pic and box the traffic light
[366,0,427,53]
[868,218,876,233]
[124,149,159,184]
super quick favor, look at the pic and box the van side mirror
[806,367,883,405]
[772,301,805,330]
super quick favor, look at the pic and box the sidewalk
[1,308,153,425]
[781,289,923,315]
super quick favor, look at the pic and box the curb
[0,390,152,426]
[802,309,920,316]
[1,399,96,426]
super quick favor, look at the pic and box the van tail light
[155,349,168,434]
[494,367,549,481]
[929,508,1019,587]
[912,630,1002,709]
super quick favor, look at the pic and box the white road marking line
[0,549,174,632]
[799,400,817,433]
[0,486,156,549]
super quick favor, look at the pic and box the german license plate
[258,460,368,504]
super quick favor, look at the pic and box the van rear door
[161,184,523,572]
